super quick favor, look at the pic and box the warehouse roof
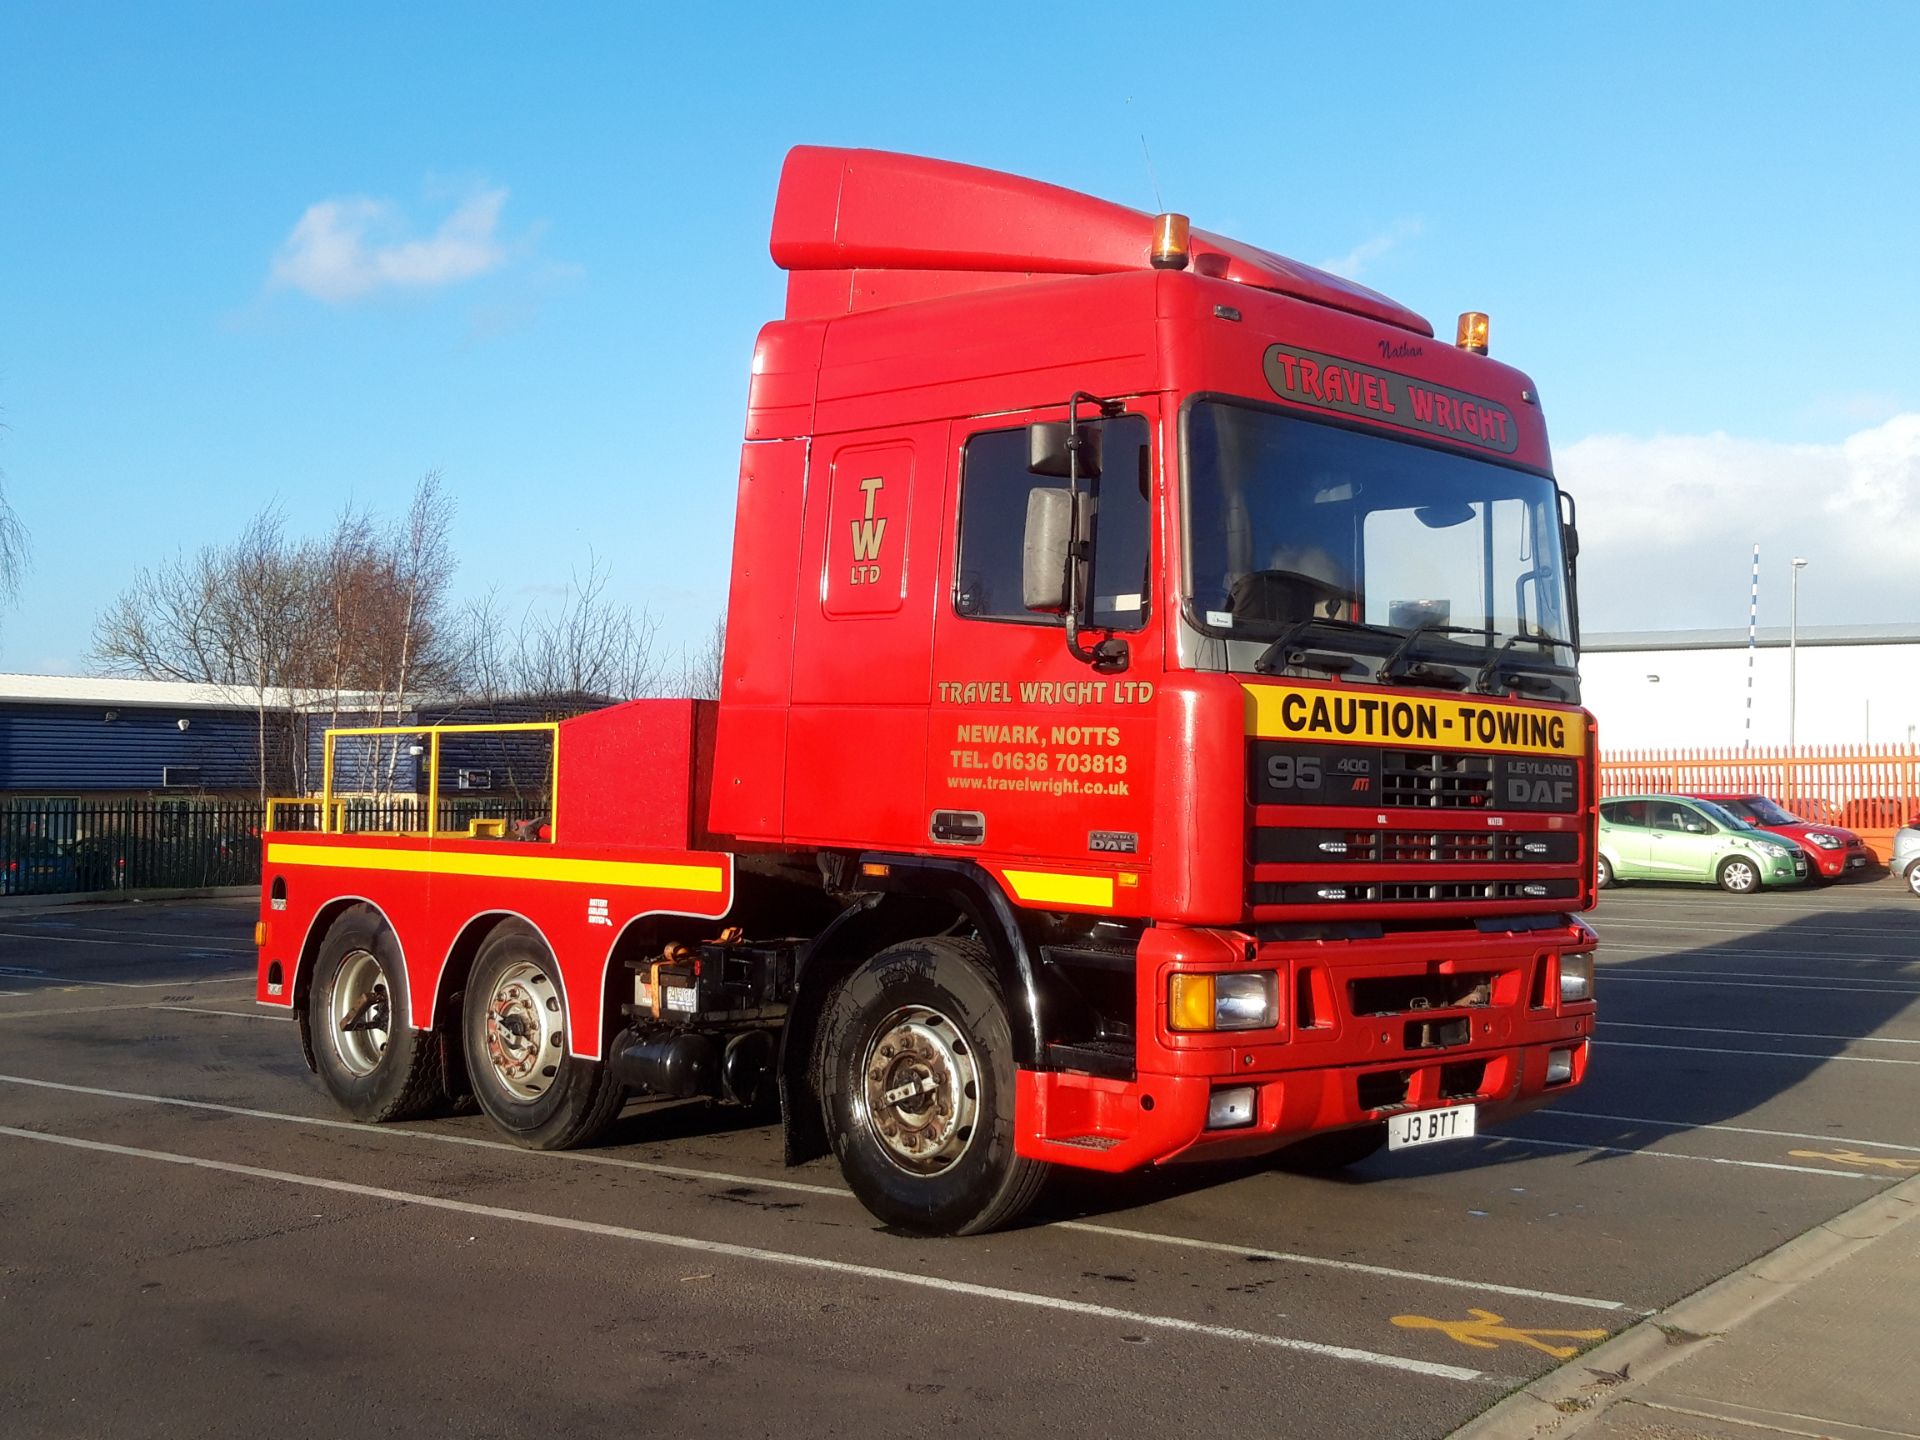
[1583,624,1920,653]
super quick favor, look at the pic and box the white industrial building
[1578,625,1920,751]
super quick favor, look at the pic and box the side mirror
[1685,821,1710,834]
[1028,420,1103,480]
[1022,488,1072,612]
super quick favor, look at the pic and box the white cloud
[1555,413,1920,630]
[1319,219,1422,280]
[270,186,509,302]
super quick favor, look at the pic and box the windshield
[1743,797,1799,826]
[1184,401,1574,669]
[1692,799,1760,831]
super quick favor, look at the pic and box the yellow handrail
[316,722,561,839]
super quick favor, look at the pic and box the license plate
[1848,855,1867,868]
[1387,1105,1477,1151]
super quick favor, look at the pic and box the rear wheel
[1905,863,1920,898]
[1595,855,1614,889]
[308,906,446,1122]
[1274,1124,1387,1173]
[1718,856,1761,894]
[463,921,625,1150]
[816,937,1048,1236]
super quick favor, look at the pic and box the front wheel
[463,921,626,1150]
[1718,856,1761,894]
[1905,863,1920,898]
[816,937,1049,1236]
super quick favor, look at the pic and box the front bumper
[1015,918,1597,1172]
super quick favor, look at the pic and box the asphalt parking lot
[2,882,1916,1440]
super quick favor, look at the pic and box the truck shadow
[1033,886,1920,1224]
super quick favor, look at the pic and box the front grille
[1253,828,1578,865]
[1351,972,1494,1016]
[1254,878,1580,906]
[1380,751,1494,809]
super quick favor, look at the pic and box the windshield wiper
[1475,631,1576,694]
[1378,622,1492,688]
[1252,616,1398,676]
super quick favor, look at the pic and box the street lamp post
[1789,557,1808,751]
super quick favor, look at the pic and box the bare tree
[90,477,460,800]
[503,553,664,701]
[677,613,726,700]
[0,410,27,619]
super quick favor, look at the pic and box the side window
[1654,805,1703,833]
[1609,801,1649,828]
[954,414,1151,630]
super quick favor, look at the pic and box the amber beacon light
[1151,212,1191,270]
[1456,311,1490,355]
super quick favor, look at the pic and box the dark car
[1683,792,1874,881]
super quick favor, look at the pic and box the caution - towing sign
[1243,683,1585,759]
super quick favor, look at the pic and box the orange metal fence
[1598,745,1920,860]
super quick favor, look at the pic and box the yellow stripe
[266,842,725,894]
[1243,683,1584,757]
[1002,869,1115,909]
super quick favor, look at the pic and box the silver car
[1894,817,1920,898]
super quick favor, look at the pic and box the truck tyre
[309,906,446,1123]
[1274,1124,1387,1173]
[1594,855,1614,889]
[1717,856,1761,894]
[463,921,626,1150]
[816,937,1049,1236]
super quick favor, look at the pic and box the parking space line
[1598,942,1920,967]
[1599,974,1920,996]
[0,1072,1631,1310]
[1593,916,1916,940]
[1054,1223,1631,1311]
[1533,1109,1920,1156]
[1478,1134,1876,1179]
[0,924,254,944]
[1600,1039,1920,1067]
[0,932,253,954]
[0,971,253,990]
[0,1122,1490,1383]
[1601,1020,1920,1048]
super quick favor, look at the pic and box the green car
[1597,795,1810,893]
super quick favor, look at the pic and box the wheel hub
[861,1006,980,1175]
[329,949,392,1077]
[484,962,565,1100]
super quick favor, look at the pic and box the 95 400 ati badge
[1089,830,1139,854]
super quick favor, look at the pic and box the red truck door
[926,404,1162,896]
[783,424,947,850]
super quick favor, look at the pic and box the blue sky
[4,1,1917,675]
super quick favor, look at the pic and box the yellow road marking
[1392,1309,1608,1360]
[1787,1148,1920,1173]
[265,842,724,893]
[1002,869,1115,909]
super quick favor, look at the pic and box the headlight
[1169,971,1279,1031]
[1807,833,1843,850]
[1559,954,1595,1004]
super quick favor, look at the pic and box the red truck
[255,147,1598,1236]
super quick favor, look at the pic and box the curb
[0,885,254,914]
[1449,1168,1920,1440]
